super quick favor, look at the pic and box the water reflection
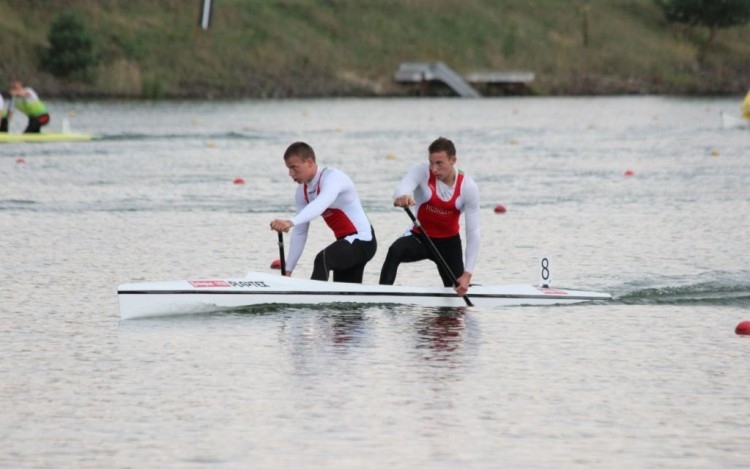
[275,307,373,373]
[322,310,369,347]
[415,308,467,356]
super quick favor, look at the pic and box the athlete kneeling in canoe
[379,137,480,297]
[270,141,377,283]
[9,79,50,134]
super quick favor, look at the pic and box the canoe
[0,132,92,143]
[117,271,612,320]
[720,112,750,129]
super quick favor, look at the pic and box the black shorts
[311,227,377,283]
[379,233,463,287]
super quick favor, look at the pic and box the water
[1,97,748,468]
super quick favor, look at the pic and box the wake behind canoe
[721,112,750,129]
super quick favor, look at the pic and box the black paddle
[5,97,13,127]
[277,231,287,276]
[403,206,473,306]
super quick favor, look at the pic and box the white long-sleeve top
[393,161,480,273]
[286,167,373,272]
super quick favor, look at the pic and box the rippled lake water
[1,96,749,469]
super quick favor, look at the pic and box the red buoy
[233,177,245,185]
[735,321,750,335]
[493,204,507,214]
[624,170,634,177]
[270,259,281,269]
[16,157,26,164]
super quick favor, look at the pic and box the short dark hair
[284,141,316,162]
[428,137,456,157]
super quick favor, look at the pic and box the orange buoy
[493,204,507,214]
[624,170,634,177]
[735,321,750,335]
[233,177,245,185]
[270,259,281,269]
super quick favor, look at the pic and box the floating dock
[393,62,534,97]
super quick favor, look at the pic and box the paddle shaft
[277,231,287,276]
[403,207,473,306]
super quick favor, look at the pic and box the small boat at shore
[720,112,749,129]
[0,132,92,143]
[118,271,612,320]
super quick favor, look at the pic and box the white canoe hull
[118,272,612,320]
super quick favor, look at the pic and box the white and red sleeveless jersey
[393,161,480,273]
[414,171,465,238]
[286,167,373,272]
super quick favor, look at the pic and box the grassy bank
[1,0,748,98]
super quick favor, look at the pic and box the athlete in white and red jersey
[379,137,480,297]
[270,141,377,283]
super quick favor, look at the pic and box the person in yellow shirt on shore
[9,79,50,133]
[742,90,750,120]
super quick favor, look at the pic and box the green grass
[0,0,748,98]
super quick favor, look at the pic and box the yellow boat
[0,132,92,143]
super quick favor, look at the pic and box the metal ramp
[393,62,481,98]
